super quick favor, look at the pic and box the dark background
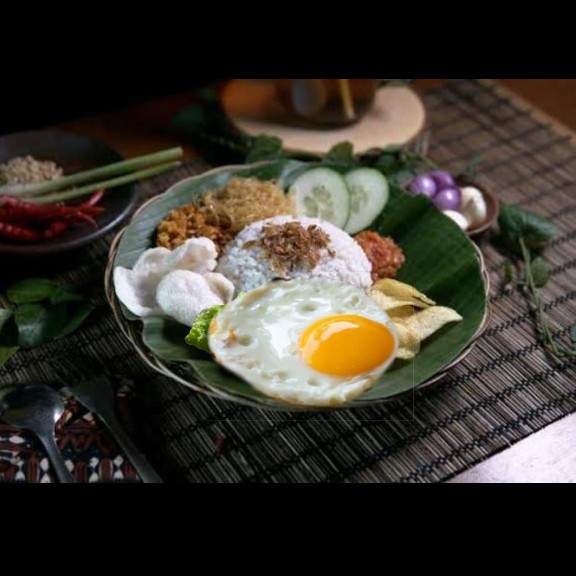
[0,76,218,135]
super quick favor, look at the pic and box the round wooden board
[222,79,427,155]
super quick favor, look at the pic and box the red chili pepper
[81,189,105,207]
[0,195,106,243]
[0,197,103,224]
[43,221,70,239]
[0,221,42,242]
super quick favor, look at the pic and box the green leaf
[373,153,407,174]
[324,142,357,166]
[49,284,85,305]
[7,278,58,304]
[387,169,417,187]
[0,309,19,365]
[530,257,550,288]
[0,309,18,347]
[498,203,558,253]
[571,324,576,344]
[55,301,96,339]
[245,135,285,163]
[14,303,67,348]
[185,305,224,352]
[142,316,204,361]
[0,308,12,330]
[503,261,514,286]
[0,345,18,366]
[0,308,18,363]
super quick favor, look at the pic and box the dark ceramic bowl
[457,178,500,237]
[0,130,139,257]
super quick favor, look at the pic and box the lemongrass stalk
[1,147,183,198]
[29,161,181,205]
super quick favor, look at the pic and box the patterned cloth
[0,382,140,482]
[1,79,576,483]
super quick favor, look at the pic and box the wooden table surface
[54,79,576,484]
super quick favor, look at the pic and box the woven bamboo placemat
[1,78,576,483]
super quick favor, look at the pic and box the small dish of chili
[0,130,139,257]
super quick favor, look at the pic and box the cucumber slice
[344,168,389,235]
[288,168,350,229]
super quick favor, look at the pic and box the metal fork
[49,354,163,483]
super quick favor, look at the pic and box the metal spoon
[0,383,75,483]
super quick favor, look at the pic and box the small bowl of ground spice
[0,155,64,186]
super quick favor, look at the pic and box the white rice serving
[216,216,372,292]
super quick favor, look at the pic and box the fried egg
[208,278,398,407]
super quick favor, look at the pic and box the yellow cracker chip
[403,306,463,341]
[394,323,421,360]
[369,279,436,311]
[370,279,463,360]
[388,306,416,321]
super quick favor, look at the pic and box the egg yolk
[299,315,396,377]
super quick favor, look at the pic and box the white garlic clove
[460,186,488,228]
[443,210,470,231]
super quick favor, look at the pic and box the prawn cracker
[369,279,436,311]
[401,306,463,342]
[394,323,421,360]
[388,306,416,320]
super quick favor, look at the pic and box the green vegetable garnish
[0,308,18,365]
[0,278,96,367]
[493,202,575,360]
[495,203,558,254]
[6,278,58,304]
[185,305,224,353]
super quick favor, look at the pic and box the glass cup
[275,79,410,128]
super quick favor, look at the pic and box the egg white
[208,278,398,407]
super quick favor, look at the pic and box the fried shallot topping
[245,222,334,273]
